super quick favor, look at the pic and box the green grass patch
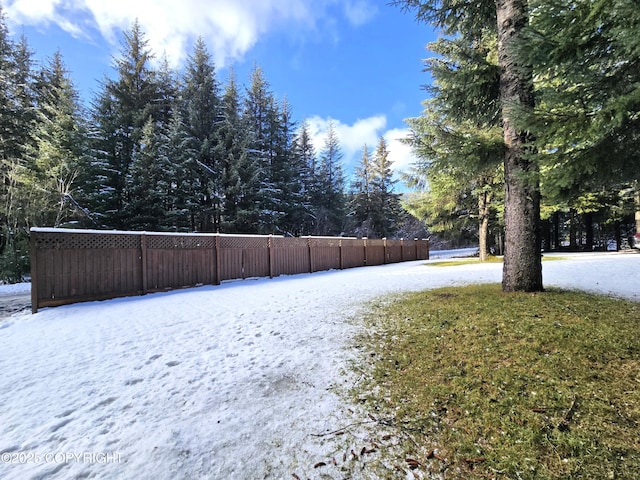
[353,285,640,479]
[427,256,567,267]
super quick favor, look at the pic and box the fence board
[30,228,428,312]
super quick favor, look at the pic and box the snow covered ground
[0,252,638,480]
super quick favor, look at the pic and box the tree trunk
[478,189,491,261]
[635,181,640,239]
[569,210,578,250]
[496,0,543,291]
[584,212,593,251]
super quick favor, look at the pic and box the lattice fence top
[309,237,341,248]
[218,235,269,249]
[145,234,216,249]
[33,231,141,250]
[271,236,308,248]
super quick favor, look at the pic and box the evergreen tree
[519,0,640,193]
[182,37,223,231]
[396,0,542,291]
[349,144,375,237]
[271,97,303,235]
[0,16,35,281]
[165,108,197,231]
[402,25,503,258]
[370,136,403,238]
[243,65,282,233]
[291,120,317,234]
[403,166,481,246]
[126,119,169,229]
[518,0,640,245]
[29,51,89,227]
[218,69,260,233]
[88,20,162,228]
[314,121,346,235]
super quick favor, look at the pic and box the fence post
[30,231,39,313]
[214,234,221,285]
[383,238,387,264]
[363,237,368,266]
[400,238,404,261]
[426,238,430,260]
[308,236,314,273]
[415,238,419,260]
[339,238,344,270]
[268,235,274,279]
[140,233,148,294]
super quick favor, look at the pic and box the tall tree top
[392,0,497,35]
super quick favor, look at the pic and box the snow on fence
[29,228,430,313]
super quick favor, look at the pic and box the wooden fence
[30,228,429,312]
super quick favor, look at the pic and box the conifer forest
[0,9,413,282]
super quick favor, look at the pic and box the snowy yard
[0,252,638,479]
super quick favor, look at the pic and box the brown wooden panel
[242,248,270,278]
[272,247,309,276]
[366,245,385,266]
[311,246,340,272]
[219,248,243,281]
[341,246,366,269]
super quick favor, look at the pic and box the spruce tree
[314,121,346,235]
[165,108,197,231]
[30,51,89,227]
[88,20,162,229]
[243,65,281,233]
[349,144,375,237]
[182,37,223,232]
[370,136,403,238]
[291,120,317,235]
[396,0,542,290]
[218,69,260,233]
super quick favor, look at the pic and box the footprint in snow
[165,361,180,367]
[50,418,73,433]
[90,396,118,411]
[124,378,144,386]
[146,354,162,365]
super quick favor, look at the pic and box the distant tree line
[0,7,420,282]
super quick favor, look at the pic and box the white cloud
[306,114,385,171]
[383,128,417,174]
[343,0,378,26]
[4,0,377,68]
[304,116,418,189]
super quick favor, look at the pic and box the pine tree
[88,20,162,229]
[314,121,346,235]
[243,65,282,233]
[349,144,374,237]
[291,120,317,234]
[29,51,88,227]
[218,69,260,233]
[165,108,197,231]
[370,136,403,238]
[182,37,223,232]
[271,97,302,235]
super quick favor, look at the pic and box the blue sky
[3,0,437,187]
